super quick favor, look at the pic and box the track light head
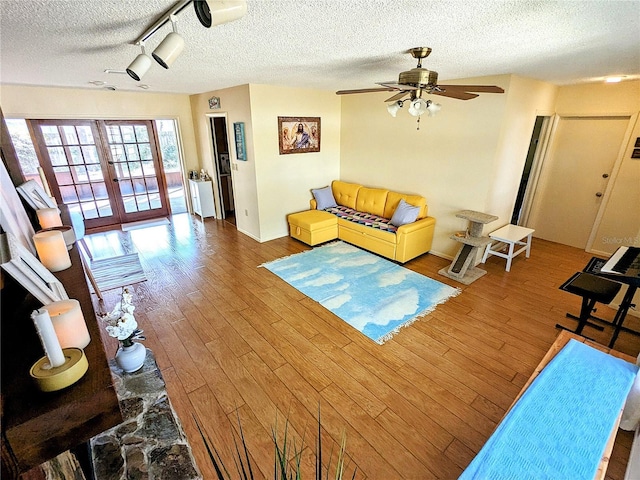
[127,44,152,81]
[194,0,248,28]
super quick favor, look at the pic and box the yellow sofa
[289,180,436,263]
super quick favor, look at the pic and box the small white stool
[481,224,535,272]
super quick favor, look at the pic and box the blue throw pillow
[311,186,337,210]
[390,199,420,227]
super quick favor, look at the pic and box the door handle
[113,178,119,183]
[602,173,609,178]
[595,192,603,197]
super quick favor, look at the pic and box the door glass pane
[81,201,99,219]
[106,126,121,144]
[63,126,79,145]
[150,195,161,209]
[41,126,62,145]
[139,143,152,160]
[135,195,150,211]
[54,166,71,185]
[110,144,125,162]
[77,126,94,144]
[48,147,68,166]
[133,178,146,194]
[83,145,99,164]
[73,165,89,182]
[60,185,78,203]
[69,146,84,165]
[121,126,135,143]
[119,179,134,196]
[125,144,140,161]
[135,125,149,142]
[87,163,104,181]
[141,160,155,176]
[146,176,159,193]
[97,200,113,216]
[93,182,108,200]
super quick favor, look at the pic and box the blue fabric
[460,339,638,480]
[389,199,420,227]
[311,186,337,210]
[261,241,459,344]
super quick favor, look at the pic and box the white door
[528,116,629,249]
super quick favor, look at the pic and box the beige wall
[0,84,198,174]
[340,74,557,258]
[189,85,260,239]
[248,84,341,241]
[189,84,341,242]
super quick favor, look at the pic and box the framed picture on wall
[234,122,247,161]
[278,117,320,155]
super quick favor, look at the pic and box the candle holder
[41,225,76,250]
[31,308,88,392]
[30,348,88,392]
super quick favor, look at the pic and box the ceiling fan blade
[336,87,395,95]
[431,90,479,100]
[377,82,418,91]
[438,85,505,93]
[385,91,410,102]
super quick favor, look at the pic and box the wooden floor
[87,213,640,480]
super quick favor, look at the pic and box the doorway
[29,119,171,229]
[526,115,630,249]
[209,116,235,222]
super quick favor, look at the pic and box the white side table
[482,224,535,272]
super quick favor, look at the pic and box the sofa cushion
[356,187,389,218]
[326,206,398,233]
[390,199,420,227]
[311,186,337,210]
[384,191,427,220]
[331,180,361,210]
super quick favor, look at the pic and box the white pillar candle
[31,309,66,368]
[42,299,90,349]
[36,208,62,229]
[33,230,71,272]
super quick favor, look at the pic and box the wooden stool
[556,272,622,337]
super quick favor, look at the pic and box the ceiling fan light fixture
[426,101,442,116]
[194,0,248,28]
[408,98,428,117]
[127,44,152,81]
[152,16,184,69]
[387,101,402,117]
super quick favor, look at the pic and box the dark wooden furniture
[1,217,122,478]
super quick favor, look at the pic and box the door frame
[526,113,637,254]
[205,112,234,220]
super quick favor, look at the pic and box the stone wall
[90,348,201,480]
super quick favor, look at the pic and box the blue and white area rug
[261,241,460,344]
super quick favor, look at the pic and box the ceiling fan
[336,47,504,103]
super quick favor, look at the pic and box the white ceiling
[1,0,639,96]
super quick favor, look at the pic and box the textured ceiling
[0,0,639,95]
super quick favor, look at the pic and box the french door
[30,119,170,229]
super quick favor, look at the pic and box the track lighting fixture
[123,0,248,83]
[194,0,247,28]
[152,15,184,69]
[126,43,152,81]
